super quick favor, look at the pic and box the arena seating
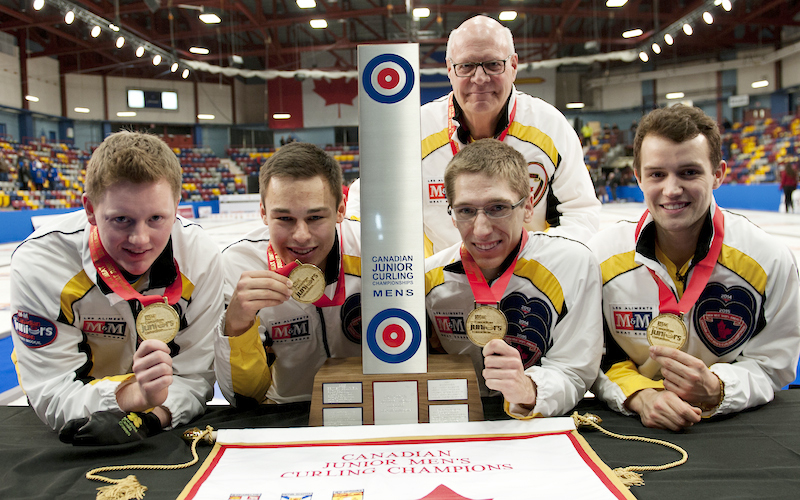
[177,147,246,202]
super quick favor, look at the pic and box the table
[1,390,798,500]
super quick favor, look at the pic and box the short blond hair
[84,131,182,202]
[445,138,528,204]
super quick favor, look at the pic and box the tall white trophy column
[358,44,427,376]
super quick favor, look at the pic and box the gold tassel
[613,468,645,488]
[95,475,147,500]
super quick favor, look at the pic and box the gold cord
[84,425,215,500]
[572,412,688,487]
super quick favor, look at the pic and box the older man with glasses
[345,15,600,255]
[418,14,600,256]
[425,139,603,419]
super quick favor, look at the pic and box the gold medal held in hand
[288,262,326,304]
[136,299,180,343]
[646,313,688,350]
[466,305,508,347]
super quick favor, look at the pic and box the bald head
[446,15,515,61]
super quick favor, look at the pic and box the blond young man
[11,131,223,444]
[425,139,602,418]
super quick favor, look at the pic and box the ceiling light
[499,11,517,22]
[683,24,693,36]
[109,24,120,32]
[703,12,713,24]
[751,80,769,89]
[412,8,430,18]
[171,62,179,72]
[666,92,685,99]
[722,0,732,12]
[652,43,662,54]
[639,51,649,62]
[65,11,75,24]
[117,111,136,117]
[189,47,210,55]
[309,19,327,29]
[197,114,215,120]
[33,0,44,11]
[664,33,674,45]
[116,36,125,48]
[566,102,585,109]
[136,46,145,57]
[25,95,39,102]
[622,29,643,39]
[182,69,190,79]
[714,0,723,4]
[296,0,316,7]
[153,54,162,65]
[231,54,244,64]
[273,113,292,119]
[606,0,628,7]
[199,13,221,24]
[74,107,90,113]
[91,26,101,37]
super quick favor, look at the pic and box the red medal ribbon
[88,225,182,307]
[635,207,725,316]
[460,230,528,305]
[448,93,517,155]
[266,226,346,307]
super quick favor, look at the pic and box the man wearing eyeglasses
[418,14,600,255]
[425,139,602,419]
[344,16,599,254]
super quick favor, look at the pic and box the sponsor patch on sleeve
[12,310,58,348]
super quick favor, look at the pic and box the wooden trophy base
[309,355,484,426]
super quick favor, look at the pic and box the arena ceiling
[2,0,800,82]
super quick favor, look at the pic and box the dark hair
[259,142,343,206]
[633,105,722,176]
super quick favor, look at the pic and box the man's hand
[650,345,722,409]
[225,270,293,337]
[59,410,162,446]
[482,339,536,407]
[116,340,172,424]
[626,388,702,431]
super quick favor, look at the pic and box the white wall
[735,48,776,96]
[783,51,800,88]
[0,48,21,108]
[26,56,61,116]
[516,66,556,106]
[656,69,719,106]
[197,81,233,124]
[65,74,105,120]
[235,79,268,124]
[599,80,642,110]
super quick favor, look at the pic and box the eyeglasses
[450,56,512,78]
[448,196,527,222]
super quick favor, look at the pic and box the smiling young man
[425,139,602,419]
[346,15,599,253]
[215,142,362,405]
[590,105,800,431]
[10,131,223,444]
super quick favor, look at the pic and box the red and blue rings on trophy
[362,54,415,104]
[366,308,422,363]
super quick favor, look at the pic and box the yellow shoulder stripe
[180,273,195,301]
[718,244,767,295]
[60,270,95,324]
[514,258,564,314]
[425,266,445,295]
[507,122,560,167]
[599,251,639,285]
[343,255,362,277]
[421,128,450,160]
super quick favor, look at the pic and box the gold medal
[288,262,326,304]
[646,313,688,350]
[465,305,508,347]
[136,300,180,343]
